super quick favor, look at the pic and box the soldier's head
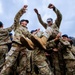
[0,21,3,28]
[31,30,36,34]
[20,19,29,27]
[31,28,40,34]
[31,29,37,34]
[62,34,68,41]
[47,18,53,26]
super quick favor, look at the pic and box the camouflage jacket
[0,25,14,45]
[13,7,31,44]
[36,6,62,32]
[71,45,75,56]
[60,39,75,60]
[47,38,75,60]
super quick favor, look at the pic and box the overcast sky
[0,0,75,37]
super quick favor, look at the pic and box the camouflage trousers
[0,45,8,71]
[26,50,32,72]
[17,48,27,75]
[50,52,61,75]
[32,49,54,75]
[0,43,26,75]
[65,59,75,75]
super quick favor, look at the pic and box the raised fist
[23,5,28,9]
[22,5,28,13]
[48,4,55,9]
[34,8,39,15]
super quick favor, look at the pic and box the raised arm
[34,8,47,29]
[14,5,28,30]
[48,4,62,28]
[5,24,14,32]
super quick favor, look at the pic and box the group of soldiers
[0,3,75,75]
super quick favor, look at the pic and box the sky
[0,0,75,37]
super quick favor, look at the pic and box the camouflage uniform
[47,38,75,75]
[0,24,14,71]
[0,45,8,71]
[47,39,62,75]
[70,45,75,75]
[58,39,75,75]
[17,47,27,75]
[36,6,62,39]
[31,31,53,75]
[26,50,32,73]
[32,48,53,75]
[0,6,31,75]
[35,6,62,75]
[28,6,63,75]
[71,45,75,56]
[31,5,62,50]
[64,44,75,75]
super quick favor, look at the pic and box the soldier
[46,33,75,75]
[62,34,75,75]
[31,28,43,37]
[0,21,14,71]
[30,29,54,75]
[0,5,32,75]
[46,33,63,75]
[21,3,62,50]
[69,39,75,75]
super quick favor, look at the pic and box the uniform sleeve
[53,7,62,28]
[5,24,14,32]
[21,28,32,39]
[25,31,32,39]
[71,46,75,55]
[37,14,47,29]
[60,39,71,48]
[14,8,25,30]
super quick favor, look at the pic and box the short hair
[20,19,29,24]
[0,21,3,27]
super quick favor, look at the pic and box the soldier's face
[47,21,53,26]
[62,37,68,41]
[21,21,28,27]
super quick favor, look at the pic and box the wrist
[53,6,55,10]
